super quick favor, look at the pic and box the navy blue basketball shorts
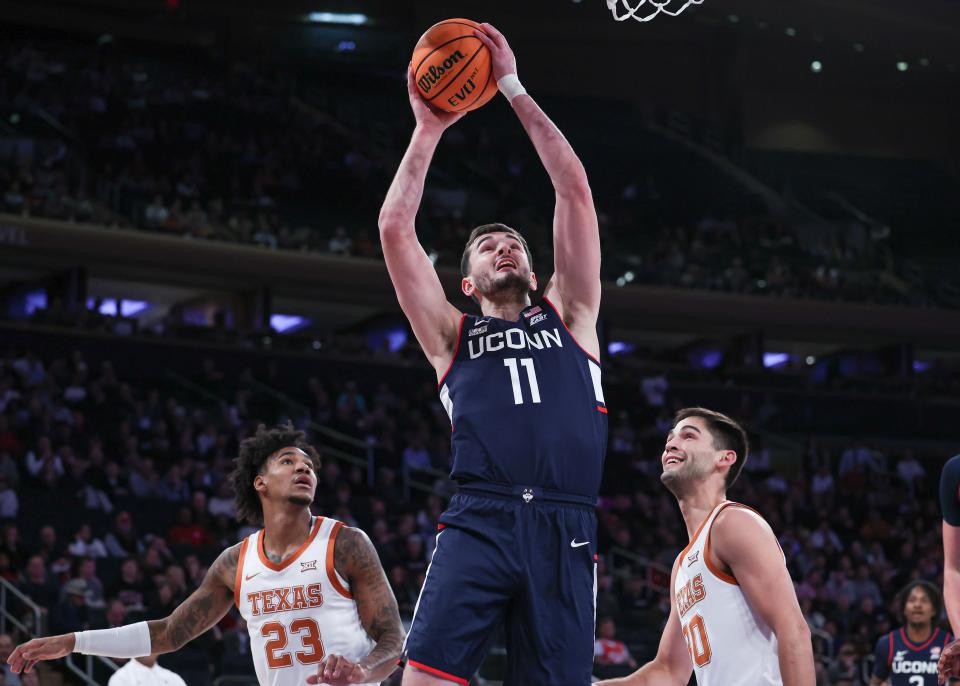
[403,484,598,685]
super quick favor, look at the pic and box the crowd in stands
[1,30,951,309]
[0,20,956,686]
[0,330,952,685]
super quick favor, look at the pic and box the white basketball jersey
[673,501,783,686]
[234,517,376,686]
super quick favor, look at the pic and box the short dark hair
[896,580,942,623]
[230,423,320,525]
[460,223,533,278]
[673,407,749,490]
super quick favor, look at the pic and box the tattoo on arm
[147,543,239,653]
[334,527,405,677]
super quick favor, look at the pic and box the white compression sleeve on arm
[74,622,152,658]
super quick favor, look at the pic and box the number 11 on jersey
[504,357,541,404]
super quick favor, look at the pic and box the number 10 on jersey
[504,357,541,404]
[681,614,712,667]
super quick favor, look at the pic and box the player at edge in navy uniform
[937,455,960,683]
[379,22,606,686]
[871,581,952,686]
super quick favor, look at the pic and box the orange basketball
[412,18,498,113]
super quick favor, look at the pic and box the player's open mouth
[293,477,312,487]
[496,259,517,272]
[664,456,685,467]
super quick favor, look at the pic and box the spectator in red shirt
[167,506,213,549]
[594,616,637,679]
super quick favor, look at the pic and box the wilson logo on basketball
[418,49,467,93]
[447,69,480,108]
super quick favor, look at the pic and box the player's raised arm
[378,69,465,374]
[7,544,239,674]
[597,563,691,686]
[474,23,601,353]
[710,507,815,686]
[307,526,404,685]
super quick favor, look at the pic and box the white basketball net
[606,0,704,22]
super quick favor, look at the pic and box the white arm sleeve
[74,621,152,658]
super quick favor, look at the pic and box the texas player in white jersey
[7,424,404,686]
[598,407,814,686]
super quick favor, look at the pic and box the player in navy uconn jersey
[871,581,952,686]
[379,22,604,686]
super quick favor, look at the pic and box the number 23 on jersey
[262,617,325,668]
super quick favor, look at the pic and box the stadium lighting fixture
[307,12,368,25]
[270,314,309,333]
[87,298,149,317]
[24,291,47,314]
[698,351,724,370]
[810,60,823,73]
[763,352,789,368]
[896,61,909,72]
[608,341,636,356]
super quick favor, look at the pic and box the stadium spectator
[0,632,22,686]
[108,654,187,686]
[0,449,19,488]
[18,554,58,612]
[896,452,926,490]
[67,524,109,559]
[167,506,214,549]
[50,578,97,635]
[108,558,148,612]
[219,616,253,676]
[594,617,638,679]
[104,511,144,558]
[828,642,863,685]
[0,473,18,519]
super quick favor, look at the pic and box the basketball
[412,18,497,113]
